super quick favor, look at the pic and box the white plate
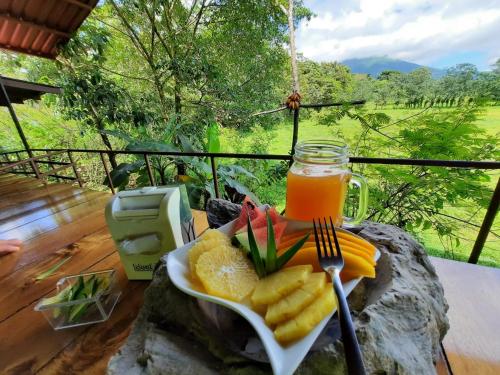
[166,219,380,375]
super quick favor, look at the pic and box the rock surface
[108,208,449,375]
[206,198,242,229]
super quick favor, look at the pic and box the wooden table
[1,174,499,374]
[0,174,207,374]
[431,257,500,375]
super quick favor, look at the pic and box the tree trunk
[288,0,300,93]
[99,131,118,168]
[173,76,186,175]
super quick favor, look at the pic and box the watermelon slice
[233,196,262,232]
[233,198,288,257]
[234,220,287,259]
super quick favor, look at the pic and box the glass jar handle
[343,173,368,226]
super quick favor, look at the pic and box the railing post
[144,153,156,186]
[210,156,220,198]
[468,177,500,264]
[0,77,33,158]
[290,107,300,167]
[15,151,27,174]
[47,152,60,183]
[67,150,83,187]
[30,158,42,180]
[100,152,115,194]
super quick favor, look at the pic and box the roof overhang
[0,0,98,59]
[0,75,61,106]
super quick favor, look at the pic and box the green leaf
[422,220,432,230]
[265,210,277,273]
[223,177,261,205]
[206,122,221,153]
[104,161,144,189]
[277,233,310,269]
[178,135,198,153]
[247,215,265,278]
[35,256,72,281]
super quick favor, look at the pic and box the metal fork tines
[313,217,366,375]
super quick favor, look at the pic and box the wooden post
[67,151,83,187]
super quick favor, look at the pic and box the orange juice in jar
[285,140,368,226]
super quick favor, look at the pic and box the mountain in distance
[342,56,446,79]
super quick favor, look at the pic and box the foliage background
[0,1,498,266]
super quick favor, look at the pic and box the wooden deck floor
[0,174,498,374]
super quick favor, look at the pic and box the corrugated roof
[0,0,98,59]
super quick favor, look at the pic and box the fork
[313,217,366,375]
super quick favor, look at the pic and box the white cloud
[297,0,500,69]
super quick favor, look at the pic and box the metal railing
[1,146,498,265]
[0,149,83,186]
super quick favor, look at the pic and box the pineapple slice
[274,285,336,344]
[196,244,259,302]
[189,230,229,280]
[251,265,313,306]
[265,272,327,325]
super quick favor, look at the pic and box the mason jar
[285,140,368,226]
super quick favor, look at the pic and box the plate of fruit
[167,199,379,375]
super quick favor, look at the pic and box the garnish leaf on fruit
[247,215,266,277]
[243,209,310,278]
[266,212,277,273]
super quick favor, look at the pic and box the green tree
[299,60,353,103]
[439,63,479,98]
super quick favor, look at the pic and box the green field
[221,106,500,267]
[2,104,499,267]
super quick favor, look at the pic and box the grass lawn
[221,105,500,267]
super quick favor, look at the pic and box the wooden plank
[32,211,208,374]
[0,208,107,280]
[0,178,46,194]
[0,183,74,210]
[0,190,107,233]
[0,181,59,201]
[0,173,25,181]
[0,254,141,375]
[0,174,34,186]
[193,209,209,235]
[0,228,115,322]
[431,257,500,375]
[0,194,110,241]
[0,186,86,221]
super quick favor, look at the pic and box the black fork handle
[331,270,366,375]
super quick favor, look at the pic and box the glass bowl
[34,269,121,330]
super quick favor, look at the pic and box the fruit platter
[167,198,379,375]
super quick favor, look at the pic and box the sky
[296,0,500,71]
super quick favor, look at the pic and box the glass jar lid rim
[294,140,348,164]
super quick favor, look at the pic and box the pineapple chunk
[200,229,230,244]
[274,285,336,344]
[196,244,259,302]
[265,272,327,325]
[189,230,229,279]
[251,265,313,306]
